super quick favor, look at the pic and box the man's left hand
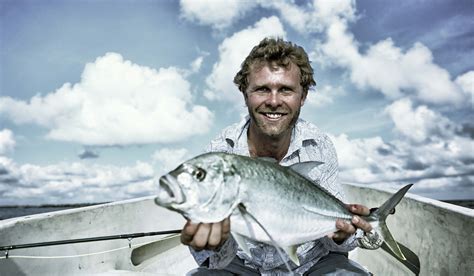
[330,204,372,244]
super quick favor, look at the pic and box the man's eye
[193,168,206,181]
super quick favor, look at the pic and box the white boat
[1,183,473,275]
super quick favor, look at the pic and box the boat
[1,183,472,275]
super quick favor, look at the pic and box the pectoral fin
[232,232,251,256]
[283,245,300,266]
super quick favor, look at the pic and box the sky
[0,0,473,205]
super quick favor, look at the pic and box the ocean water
[0,204,101,220]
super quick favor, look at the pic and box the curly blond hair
[233,37,316,93]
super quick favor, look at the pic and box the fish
[154,152,415,271]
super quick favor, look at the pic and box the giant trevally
[154,152,416,272]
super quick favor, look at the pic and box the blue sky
[0,0,473,205]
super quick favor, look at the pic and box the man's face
[244,62,307,139]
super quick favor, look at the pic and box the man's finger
[336,219,356,234]
[349,204,371,216]
[352,216,372,232]
[221,217,231,242]
[190,223,211,250]
[181,220,199,245]
[207,222,222,249]
[331,230,350,242]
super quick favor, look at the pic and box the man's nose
[265,91,283,107]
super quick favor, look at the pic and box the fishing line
[237,204,295,275]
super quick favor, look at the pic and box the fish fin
[237,204,294,274]
[283,246,300,266]
[372,184,413,261]
[288,161,324,178]
[381,241,420,275]
[232,232,251,256]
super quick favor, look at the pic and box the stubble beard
[248,105,301,140]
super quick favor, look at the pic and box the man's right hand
[180,217,231,251]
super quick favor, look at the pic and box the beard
[248,105,301,139]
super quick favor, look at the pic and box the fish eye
[193,168,206,181]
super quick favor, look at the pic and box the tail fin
[381,241,420,275]
[370,184,413,261]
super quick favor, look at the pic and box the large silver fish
[154,152,415,270]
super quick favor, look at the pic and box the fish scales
[228,154,352,246]
[155,152,415,270]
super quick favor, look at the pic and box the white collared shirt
[191,117,356,275]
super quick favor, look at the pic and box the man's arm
[317,135,372,250]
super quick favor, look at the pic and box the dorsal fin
[289,161,324,178]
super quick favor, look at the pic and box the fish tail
[370,184,413,261]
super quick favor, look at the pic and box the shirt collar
[223,116,317,160]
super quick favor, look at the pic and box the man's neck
[247,124,292,162]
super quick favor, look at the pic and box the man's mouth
[260,112,286,120]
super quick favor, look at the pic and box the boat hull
[1,184,473,275]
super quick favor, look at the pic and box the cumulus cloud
[312,7,467,106]
[262,0,356,33]
[0,156,157,205]
[152,147,190,174]
[330,100,474,199]
[0,53,213,146]
[455,70,474,104]
[204,16,286,103]
[385,98,457,143]
[179,0,257,29]
[305,85,345,107]
[0,129,15,155]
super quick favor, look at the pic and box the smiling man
[182,38,374,275]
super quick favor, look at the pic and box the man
[183,38,374,275]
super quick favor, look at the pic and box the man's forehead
[250,59,297,72]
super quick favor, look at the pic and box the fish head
[155,153,242,223]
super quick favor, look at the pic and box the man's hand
[330,204,372,243]
[180,217,231,251]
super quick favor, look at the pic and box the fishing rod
[0,229,181,255]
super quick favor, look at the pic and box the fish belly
[232,179,351,247]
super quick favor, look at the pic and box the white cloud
[152,148,190,174]
[0,129,15,155]
[455,70,474,104]
[319,20,467,106]
[305,85,345,107]
[329,99,474,199]
[190,56,205,74]
[268,1,463,107]
[179,0,257,29]
[0,53,213,146]
[332,132,473,186]
[263,0,356,33]
[385,98,457,143]
[0,157,157,205]
[204,16,286,103]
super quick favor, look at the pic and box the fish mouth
[155,175,184,206]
